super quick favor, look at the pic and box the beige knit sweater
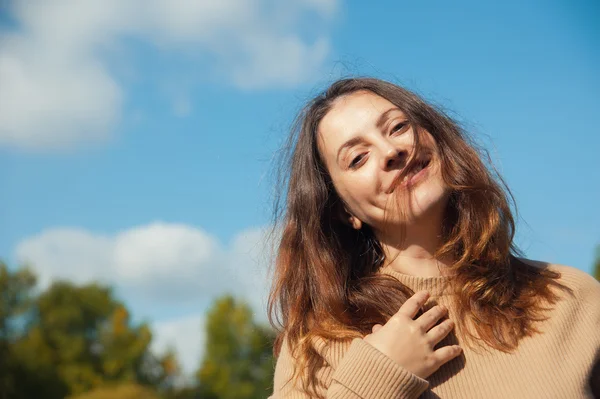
[269,264,600,398]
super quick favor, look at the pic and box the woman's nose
[381,146,408,171]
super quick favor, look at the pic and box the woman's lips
[402,162,429,187]
[386,160,431,193]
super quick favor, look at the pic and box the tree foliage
[0,262,36,340]
[1,262,277,399]
[18,282,159,395]
[0,262,177,399]
[0,262,50,399]
[67,383,161,399]
[197,295,275,399]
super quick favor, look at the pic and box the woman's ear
[348,215,363,230]
[342,206,362,230]
[334,203,363,230]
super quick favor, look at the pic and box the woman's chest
[424,336,594,399]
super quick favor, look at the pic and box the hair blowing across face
[268,78,564,397]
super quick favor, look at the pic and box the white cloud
[152,313,206,378]
[0,0,338,151]
[15,227,115,287]
[0,34,122,150]
[15,222,274,375]
[230,35,330,90]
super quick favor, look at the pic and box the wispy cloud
[0,0,338,151]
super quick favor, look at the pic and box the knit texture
[269,264,600,398]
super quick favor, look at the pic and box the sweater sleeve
[269,338,428,399]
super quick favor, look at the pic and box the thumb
[371,324,383,333]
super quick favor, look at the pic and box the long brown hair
[268,78,563,397]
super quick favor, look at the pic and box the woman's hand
[363,290,461,379]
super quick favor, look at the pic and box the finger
[396,291,430,319]
[416,305,448,332]
[372,324,382,333]
[426,319,455,346]
[432,345,462,368]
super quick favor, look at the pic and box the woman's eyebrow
[336,136,364,164]
[376,107,403,129]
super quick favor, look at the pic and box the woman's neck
[376,219,453,278]
[382,248,452,277]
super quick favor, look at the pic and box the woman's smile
[387,155,432,193]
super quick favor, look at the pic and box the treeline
[0,262,275,399]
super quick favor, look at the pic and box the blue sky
[1,0,598,374]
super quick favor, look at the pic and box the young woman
[267,78,600,398]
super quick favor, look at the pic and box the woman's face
[317,90,448,232]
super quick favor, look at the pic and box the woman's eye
[391,121,408,134]
[349,154,365,169]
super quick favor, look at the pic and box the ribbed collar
[379,266,453,296]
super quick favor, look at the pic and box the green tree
[3,275,179,398]
[197,295,275,399]
[0,261,36,340]
[0,262,65,399]
[14,281,174,395]
[67,383,161,399]
[162,386,200,399]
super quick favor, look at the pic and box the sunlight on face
[317,90,448,232]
